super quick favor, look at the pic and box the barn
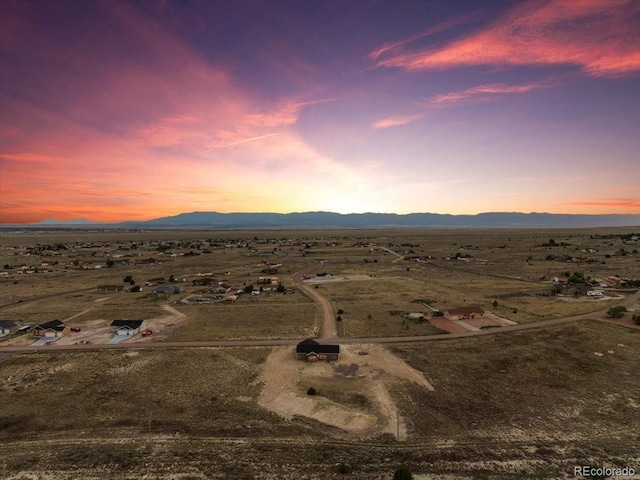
[295,339,340,362]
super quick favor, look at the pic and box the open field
[1,227,639,478]
[1,321,638,479]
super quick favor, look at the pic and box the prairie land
[0,227,638,478]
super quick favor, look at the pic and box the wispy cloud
[373,114,424,129]
[428,81,549,106]
[562,198,640,209]
[371,0,640,77]
[207,133,280,150]
[366,14,475,62]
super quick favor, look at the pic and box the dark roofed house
[444,306,484,321]
[33,320,69,338]
[110,319,143,336]
[152,285,181,296]
[295,339,340,362]
[0,320,18,335]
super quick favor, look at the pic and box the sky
[1,0,639,223]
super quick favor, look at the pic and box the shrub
[394,466,413,480]
[633,314,640,326]
[306,387,316,395]
[607,306,627,319]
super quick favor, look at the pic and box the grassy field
[170,296,318,340]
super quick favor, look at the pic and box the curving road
[1,265,638,355]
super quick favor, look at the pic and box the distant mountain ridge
[135,211,639,228]
[2,211,638,229]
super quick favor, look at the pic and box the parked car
[142,329,153,337]
[70,327,81,332]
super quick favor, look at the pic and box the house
[444,306,484,321]
[152,285,181,295]
[0,320,18,335]
[33,320,69,338]
[97,284,124,293]
[295,339,340,362]
[257,276,278,285]
[110,319,143,336]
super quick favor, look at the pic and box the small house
[444,306,484,321]
[33,320,69,338]
[0,320,18,335]
[152,285,181,296]
[110,319,143,336]
[295,339,340,362]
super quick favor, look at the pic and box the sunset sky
[1,0,639,223]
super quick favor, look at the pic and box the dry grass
[170,297,318,340]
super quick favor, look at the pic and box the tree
[123,275,133,283]
[393,466,413,480]
[633,313,640,326]
[492,300,499,308]
[607,306,627,319]
[243,284,254,294]
[336,315,342,322]
[276,283,285,293]
[306,387,316,395]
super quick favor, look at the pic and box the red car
[142,329,153,337]
[70,327,81,332]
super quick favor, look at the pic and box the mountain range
[2,211,639,229]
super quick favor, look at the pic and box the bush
[607,306,627,319]
[633,314,640,326]
[337,309,344,314]
[306,387,316,395]
[394,466,413,480]
[337,463,352,474]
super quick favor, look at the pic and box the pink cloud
[373,114,424,129]
[428,81,548,106]
[372,0,640,77]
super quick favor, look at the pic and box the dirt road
[1,284,637,354]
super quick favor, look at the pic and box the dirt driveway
[257,344,434,440]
